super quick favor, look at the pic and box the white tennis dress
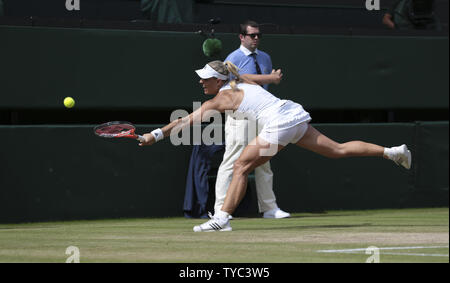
[220,82,312,146]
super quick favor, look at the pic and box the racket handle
[136,135,146,143]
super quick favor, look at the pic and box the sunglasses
[244,33,262,39]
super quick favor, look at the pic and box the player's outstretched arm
[139,91,234,146]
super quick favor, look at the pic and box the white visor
[195,64,229,80]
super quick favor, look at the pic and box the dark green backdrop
[0,26,448,110]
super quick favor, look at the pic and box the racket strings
[94,121,138,139]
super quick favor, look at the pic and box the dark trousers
[183,144,225,218]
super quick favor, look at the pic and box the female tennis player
[139,60,412,232]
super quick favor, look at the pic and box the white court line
[317,245,449,257]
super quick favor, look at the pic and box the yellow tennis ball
[64,97,75,108]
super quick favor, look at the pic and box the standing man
[214,20,290,219]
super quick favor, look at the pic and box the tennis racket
[94,121,145,143]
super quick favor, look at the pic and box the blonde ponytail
[224,61,241,91]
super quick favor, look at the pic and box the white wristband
[150,128,164,142]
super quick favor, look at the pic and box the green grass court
[0,208,448,263]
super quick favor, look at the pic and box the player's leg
[216,116,287,218]
[295,124,384,158]
[214,115,247,215]
[220,137,284,215]
[194,136,284,232]
[251,121,290,218]
[214,115,248,215]
[295,124,411,169]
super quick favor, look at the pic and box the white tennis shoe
[193,215,232,232]
[391,144,412,170]
[263,208,291,219]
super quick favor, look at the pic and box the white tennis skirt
[258,101,312,146]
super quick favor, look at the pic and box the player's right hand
[138,133,156,146]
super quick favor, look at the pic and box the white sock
[383,147,396,160]
[383,147,392,160]
[215,210,229,221]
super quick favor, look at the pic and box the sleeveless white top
[220,82,311,132]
